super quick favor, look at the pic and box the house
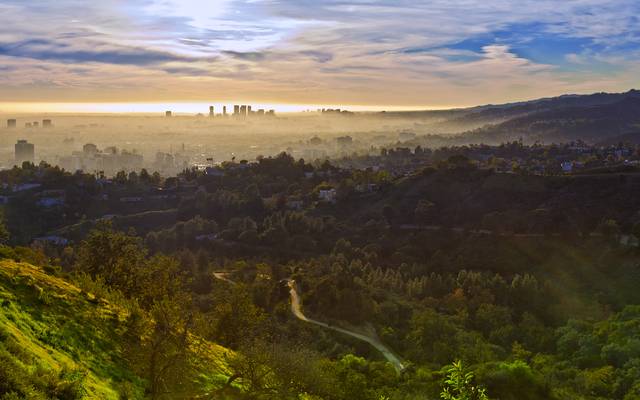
[318,188,337,203]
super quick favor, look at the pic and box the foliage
[440,361,489,400]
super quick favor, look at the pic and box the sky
[0,0,639,111]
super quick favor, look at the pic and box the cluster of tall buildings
[164,105,276,119]
[230,105,275,118]
[6,119,53,128]
[15,140,35,166]
[57,143,143,175]
[320,108,352,115]
[153,150,190,175]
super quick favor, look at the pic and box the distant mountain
[382,89,640,141]
[444,90,640,133]
[464,95,640,143]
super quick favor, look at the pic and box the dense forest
[2,151,640,399]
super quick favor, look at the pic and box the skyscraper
[83,143,98,156]
[233,105,240,116]
[209,106,214,117]
[7,119,16,128]
[240,105,247,117]
[247,105,252,115]
[15,140,35,165]
[42,119,52,128]
[223,106,227,116]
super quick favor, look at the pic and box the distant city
[3,104,284,175]
[164,104,276,118]
[1,104,386,177]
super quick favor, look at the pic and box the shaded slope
[465,96,640,143]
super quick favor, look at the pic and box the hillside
[346,167,640,234]
[465,96,640,143]
[383,89,640,136]
[0,259,232,399]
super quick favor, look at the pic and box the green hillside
[0,259,231,399]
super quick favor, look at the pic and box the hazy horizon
[0,101,452,115]
[2,86,638,115]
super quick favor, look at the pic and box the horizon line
[0,102,461,115]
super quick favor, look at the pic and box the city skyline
[1,1,639,112]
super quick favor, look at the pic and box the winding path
[213,272,235,285]
[287,279,405,372]
[212,272,405,372]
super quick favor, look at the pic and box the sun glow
[0,102,452,115]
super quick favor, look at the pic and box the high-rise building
[240,105,247,117]
[7,119,16,128]
[247,105,252,115]
[15,140,35,165]
[233,105,240,116]
[165,111,172,117]
[83,143,98,156]
[223,106,227,116]
[209,106,214,117]
[42,119,52,128]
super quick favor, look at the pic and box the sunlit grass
[0,260,232,398]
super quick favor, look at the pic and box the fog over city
[0,106,470,176]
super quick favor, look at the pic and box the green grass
[0,260,232,399]
[0,260,140,398]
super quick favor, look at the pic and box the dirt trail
[211,272,405,372]
[287,279,405,372]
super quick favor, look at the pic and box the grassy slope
[0,260,231,399]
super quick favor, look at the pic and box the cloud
[0,0,639,105]
[0,38,201,65]
[222,50,268,61]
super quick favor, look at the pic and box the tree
[74,222,147,296]
[123,295,198,400]
[208,287,266,349]
[224,339,334,400]
[0,207,9,244]
[441,361,490,400]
